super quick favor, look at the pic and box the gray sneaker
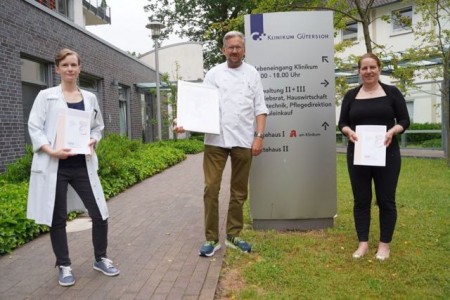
[58,265,75,286]
[93,258,120,276]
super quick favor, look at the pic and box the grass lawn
[217,154,450,299]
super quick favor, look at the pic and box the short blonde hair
[55,48,81,66]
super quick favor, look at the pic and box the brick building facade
[0,0,159,172]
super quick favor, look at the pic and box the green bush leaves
[0,135,204,254]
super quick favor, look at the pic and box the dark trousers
[347,148,401,243]
[203,145,252,242]
[50,165,108,266]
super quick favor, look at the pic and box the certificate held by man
[176,80,220,134]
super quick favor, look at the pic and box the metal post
[146,19,164,141]
[154,38,162,140]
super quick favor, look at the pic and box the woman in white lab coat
[27,48,119,287]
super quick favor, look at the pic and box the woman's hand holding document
[175,80,220,134]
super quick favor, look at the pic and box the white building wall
[408,82,441,123]
[140,42,204,82]
[73,0,84,26]
[334,0,445,125]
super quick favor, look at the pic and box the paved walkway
[0,148,444,300]
[0,153,230,299]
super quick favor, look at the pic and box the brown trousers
[203,145,252,242]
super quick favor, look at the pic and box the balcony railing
[83,0,111,25]
[35,0,56,11]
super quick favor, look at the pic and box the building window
[406,101,414,123]
[79,74,99,93]
[79,73,102,109]
[343,22,358,41]
[346,75,359,84]
[21,58,49,144]
[392,7,412,33]
[57,0,73,19]
[35,0,72,19]
[21,59,47,85]
[36,0,56,10]
[119,86,130,137]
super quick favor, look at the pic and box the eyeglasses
[226,46,243,51]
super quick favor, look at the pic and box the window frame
[56,0,73,20]
[342,21,358,41]
[20,56,51,144]
[391,6,413,34]
[118,85,131,138]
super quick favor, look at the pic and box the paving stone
[0,153,228,299]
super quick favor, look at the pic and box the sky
[86,0,186,55]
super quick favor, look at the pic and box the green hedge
[0,135,204,254]
[336,123,442,147]
[405,123,442,145]
[0,181,49,254]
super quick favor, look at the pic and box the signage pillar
[245,11,337,230]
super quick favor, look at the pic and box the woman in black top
[338,53,410,261]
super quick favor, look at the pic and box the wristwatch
[255,132,264,139]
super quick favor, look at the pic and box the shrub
[0,182,48,254]
[189,133,205,142]
[0,135,203,254]
[406,123,441,144]
[3,145,33,183]
[156,138,204,154]
[422,138,442,148]
[96,134,187,198]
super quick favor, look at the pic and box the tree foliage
[144,0,449,164]
[404,0,450,165]
[291,0,450,164]
[144,0,257,69]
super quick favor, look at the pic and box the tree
[149,0,448,161]
[144,0,257,69]
[127,51,141,58]
[400,0,449,166]
[298,1,448,166]
[223,0,385,100]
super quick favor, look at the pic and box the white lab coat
[27,85,109,226]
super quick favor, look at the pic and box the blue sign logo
[250,14,266,41]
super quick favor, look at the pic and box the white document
[354,125,387,166]
[176,80,220,134]
[55,108,91,155]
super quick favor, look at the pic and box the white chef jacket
[203,62,268,148]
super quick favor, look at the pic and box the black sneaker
[225,235,252,253]
[58,265,75,286]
